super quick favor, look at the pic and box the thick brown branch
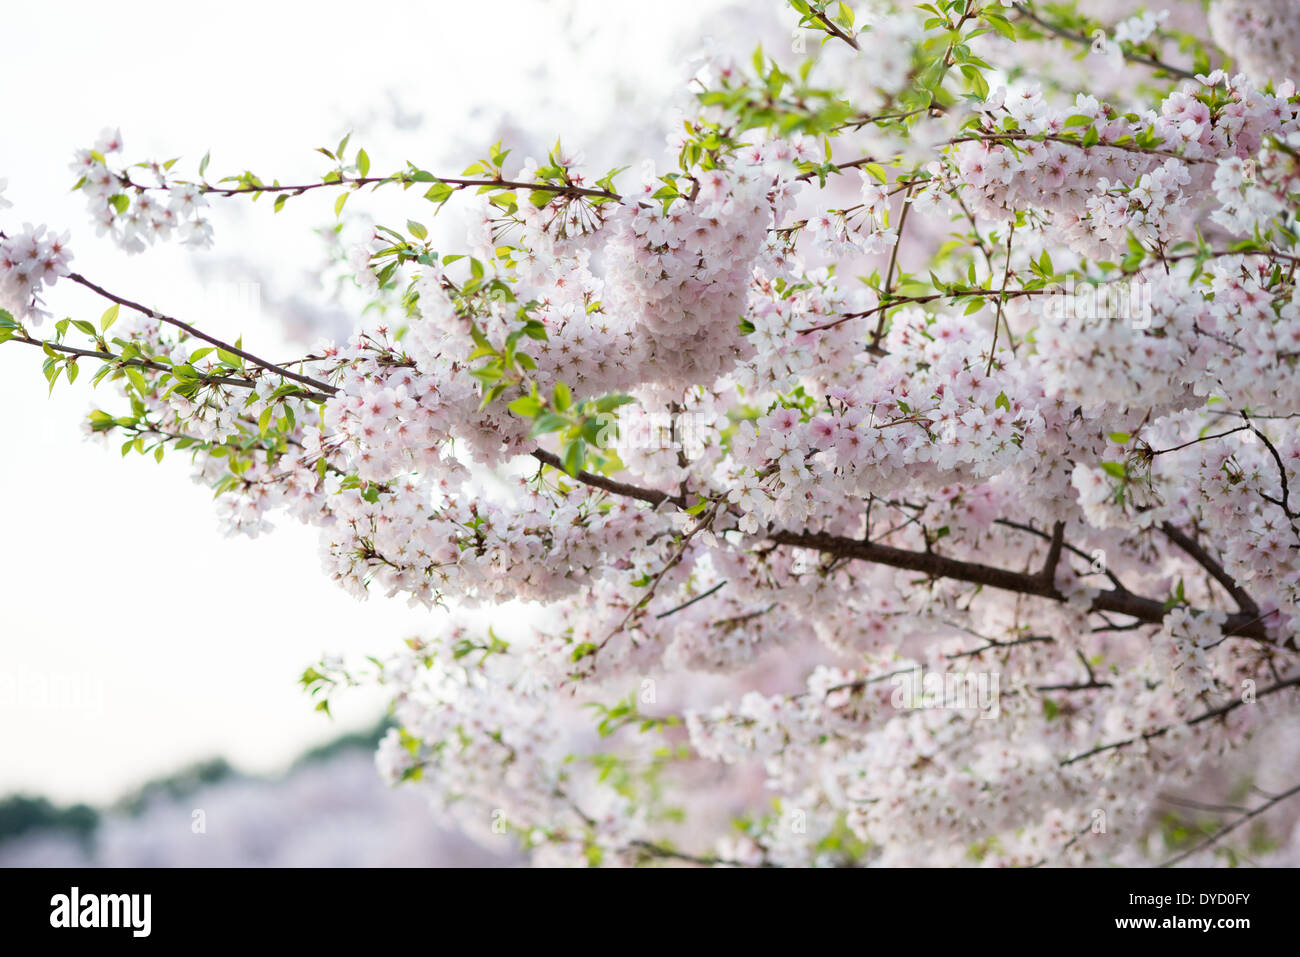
[995,517,1129,594]
[1159,522,1259,615]
[531,450,687,509]
[528,458,1276,644]
[1040,520,1065,585]
[765,528,1271,641]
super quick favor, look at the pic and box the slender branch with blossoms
[8,0,1300,867]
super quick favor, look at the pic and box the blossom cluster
[953,75,1300,257]
[69,128,213,252]
[0,223,72,325]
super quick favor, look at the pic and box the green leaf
[562,438,586,477]
[424,182,454,204]
[508,395,543,417]
[983,13,1017,42]
[863,162,889,183]
[593,394,634,414]
[125,367,150,395]
[532,412,568,436]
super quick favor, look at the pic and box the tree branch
[1063,673,1300,767]
[767,527,1270,641]
[810,9,859,50]
[68,273,337,396]
[7,333,330,401]
[1040,520,1065,585]
[531,450,686,509]
[1159,522,1259,616]
[129,172,619,202]
[1010,2,1200,81]
[1161,779,1300,867]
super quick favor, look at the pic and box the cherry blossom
[6,0,1300,868]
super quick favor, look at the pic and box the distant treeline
[0,719,390,847]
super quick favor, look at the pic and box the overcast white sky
[0,0,734,803]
